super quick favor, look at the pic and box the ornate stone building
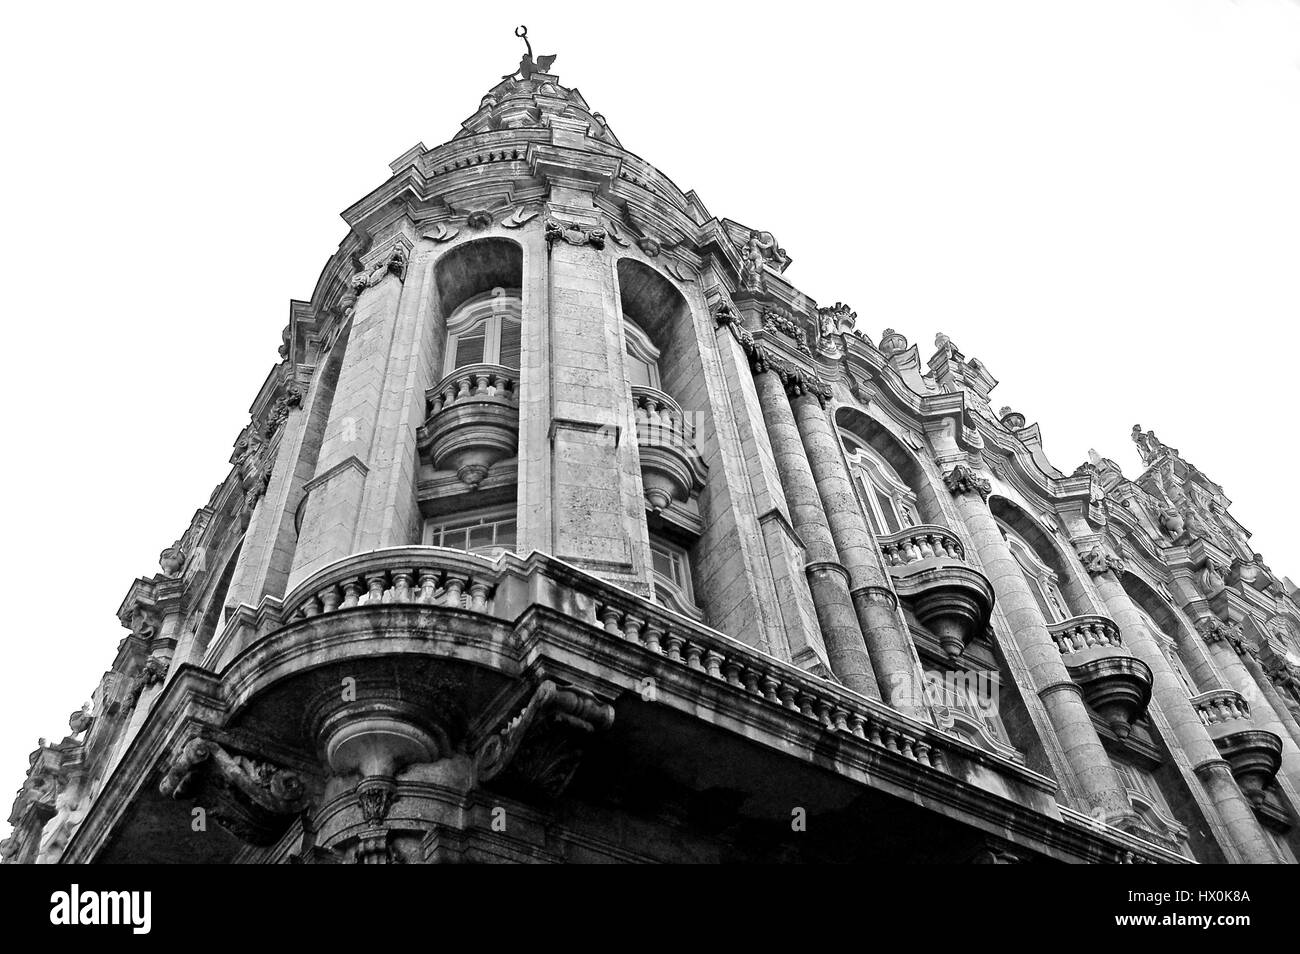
[6,40,1300,864]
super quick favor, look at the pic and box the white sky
[3,1,1298,833]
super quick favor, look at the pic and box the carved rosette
[943,464,992,502]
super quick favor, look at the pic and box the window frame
[647,532,696,615]
[1001,526,1070,623]
[423,506,517,557]
[842,435,919,536]
[443,289,523,375]
[623,318,662,390]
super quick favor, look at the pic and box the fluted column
[944,466,1133,822]
[1088,563,1276,863]
[791,393,921,712]
[755,371,879,698]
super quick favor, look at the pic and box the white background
[2,1,1298,837]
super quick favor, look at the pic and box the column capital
[943,463,991,502]
[1076,542,1125,578]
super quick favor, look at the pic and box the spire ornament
[505,26,556,80]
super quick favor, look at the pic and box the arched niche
[433,238,524,318]
[616,259,693,404]
[834,406,943,525]
[988,495,1089,617]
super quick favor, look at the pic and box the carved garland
[712,302,832,405]
[943,464,992,502]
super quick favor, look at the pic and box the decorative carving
[501,207,539,229]
[816,301,857,339]
[1077,544,1125,576]
[504,25,556,81]
[943,464,991,502]
[474,680,615,797]
[544,217,606,250]
[465,209,494,230]
[736,229,787,293]
[68,703,94,736]
[422,222,460,243]
[762,309,811,355]
[356,777,397,824]
[128,655,170,706]
[158,542,186,577]
[1131,424,1177,467]
[159,735,312,846]
[1197,616,1247,654]
[998,406,1026,430]
[350,244,408,291]
[878,327,909,357]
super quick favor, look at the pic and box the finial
[505,25,556,81]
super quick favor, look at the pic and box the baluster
[418,569,440,603]
[320,586,341,614]
[663,632,684,663]
[847,711,866,739]
[392,569,413,603]
[918,534,937,560]
[704,651,724,680]
[685,643,704,671]
[642,619,664,654]
[443,573,466,608]
[722,659,743,687]
[468,581,491,613]
[777,684,800,712]
[600,604,623,635]
[622,614,645,646]
[302,596,322,617]
[341,579,362,609]
[760,674,780,703]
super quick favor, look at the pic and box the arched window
[624,319,661,389]
[843,435,918,535]
[443,289,522,374]
[1000,524,1070,622]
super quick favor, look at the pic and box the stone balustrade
[1048,615,1123,655]
[631,386,694,442]
[630,385,706,511]
[257,547,981,777]
[1190,689,1251,728]
[585,598,948,774]
[426,363,518,416]
[878,525,965,567]
[281,548,498,622]
[419,364,521,487]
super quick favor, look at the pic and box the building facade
[6,46,1300,864]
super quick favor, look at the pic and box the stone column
[944,465,1133,822]
[755,370,879,698]
[791,393,921,711]
[1087,562,1276,863]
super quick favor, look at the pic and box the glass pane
[495,520,516,548]
[498,319,522,370]
[626,352,652,388]
[651,547,674,579]
[875,488,901,534]
[453,332,486,368]
[468,525,494,550]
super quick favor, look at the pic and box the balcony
[880,525,994,660]
[631,386,706,511]
[1192,689,1283,805]
[1048,615,1151,739]
[418,364,519,487]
